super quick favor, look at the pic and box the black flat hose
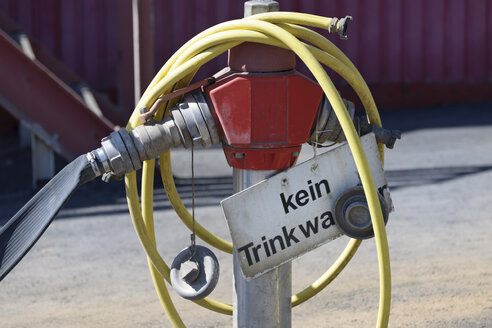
[0,154,97,281]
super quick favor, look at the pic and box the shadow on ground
[2,163,491,224]
[377,101,492,132]
[1,102,492,224]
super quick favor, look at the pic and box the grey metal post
[233,2,290,326]
[233,169,292,328]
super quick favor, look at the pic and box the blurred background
[0,0,490,185]
[0,1,491,327]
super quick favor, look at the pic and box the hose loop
[125,12,390,328]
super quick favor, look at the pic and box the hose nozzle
[328,16,353,40]
[337,16,353,40]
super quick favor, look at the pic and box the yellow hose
[128,164,233,315]
[291,238,361,306]
[159,152,233,253]
[128,13,337,127]
[128,13,340,126]
[124,12,391,327]
[158,29,368,310]
[155,28,379,308]
[248,11,336,30]
[155,27,385,308]
[141,160,186,328]
[274,22,385,161]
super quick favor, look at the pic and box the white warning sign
[221,133,389,279]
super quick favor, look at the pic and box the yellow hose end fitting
[337,16,353,40]
[328,16,353,40]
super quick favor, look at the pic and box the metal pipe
[231,2,291,326]
[233,168,292,328]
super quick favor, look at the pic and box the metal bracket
[355,116,401,149]
[138,77,215,124]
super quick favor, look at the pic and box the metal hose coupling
[308,95,355,146]
[328,16,353,40]
[308,95,401,149]
[86,91,220,181]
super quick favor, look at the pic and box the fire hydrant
[0,1,399,327]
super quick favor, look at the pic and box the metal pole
[232,2,290,327]
[131,0,141,106]
[233,168,292,328]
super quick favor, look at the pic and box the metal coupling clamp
[309,95,355,146]
[328,16,353,40]
[87,90,219,180]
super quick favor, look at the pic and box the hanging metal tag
[221,133,391,280]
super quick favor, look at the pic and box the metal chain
[313,98,322,159]
[190,142,196,251]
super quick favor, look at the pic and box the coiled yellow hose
[124,12,390,327]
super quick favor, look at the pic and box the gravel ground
[0,104,491,327]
